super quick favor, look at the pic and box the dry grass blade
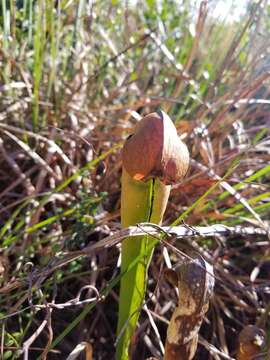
[0,123,73,166]
[66,342,93,360]
[2,130,59,179]
[0,138,35,196]
[199,337,236,360]
[21,316,49,360]
[143,304,165,357]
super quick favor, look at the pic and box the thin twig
[0,285,102,321]
[0,223,268,296]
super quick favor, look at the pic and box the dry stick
[213,300,229,355]
[143,304,165,356]
[40,306,53,360]
[21,281,54,360]
[40,277,57,360]
[22,317,49,360]
[2,346,60,354]
[199,336,235,360]
[0,223,267,297]
[0,285,101,321]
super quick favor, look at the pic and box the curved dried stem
[164,256,215,360]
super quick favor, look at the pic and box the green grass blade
[223,191,270,215]
[32,0,46,129]
[218,164,270,202]
[0,145,120,246]
[171,164,237,226]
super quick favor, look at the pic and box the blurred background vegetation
[0,0,270,359]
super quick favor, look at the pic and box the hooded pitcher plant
[116,110,190,360]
